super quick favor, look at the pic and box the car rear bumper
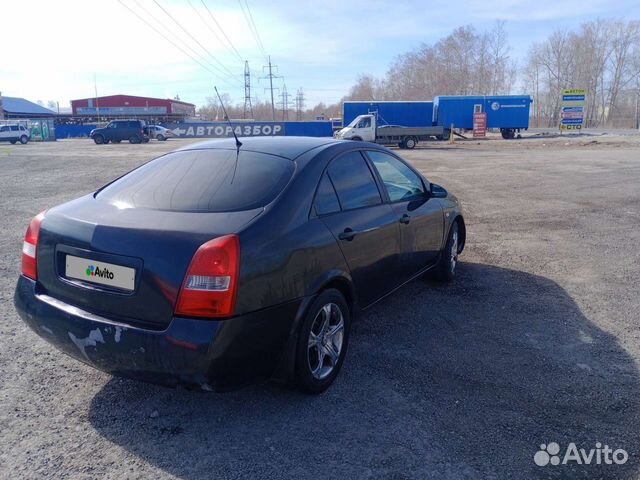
[14,275,301,391]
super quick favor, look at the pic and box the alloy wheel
[307,303,344,380]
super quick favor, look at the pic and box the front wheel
[294,289,350,394]
[431,222,459,282]
[20,135,28,144]
[93,135,104,145]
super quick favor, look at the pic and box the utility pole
[635,88,639,130]
[94,73,100,123]
[243,60,253,119]
[295,88,305,121]
[261,56,281,121]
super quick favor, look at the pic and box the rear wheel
[93,134,104,145]
[431,222,459,282]
[20,135,28,144]
[156,134,165,141]
[501,128,515,139]
[439,129,451,141]
[294,289,350,394]
[10,139,17,145]
[129,135,140,144]
[404,136,417,149]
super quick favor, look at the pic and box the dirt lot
[1,133,639,479]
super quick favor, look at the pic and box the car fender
[273,269,356,384]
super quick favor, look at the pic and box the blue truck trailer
[433,95,532,139]
[343,101,434,128]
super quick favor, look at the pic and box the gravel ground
[1,134,639,479]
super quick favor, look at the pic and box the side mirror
[430,183,448,198]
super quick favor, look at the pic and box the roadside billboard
[560,89,585,131]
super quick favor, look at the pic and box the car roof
[178,136,342,160]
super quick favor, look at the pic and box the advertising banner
[560,89,586,131]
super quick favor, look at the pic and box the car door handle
[399,214,411,225]
[338,228,357,241]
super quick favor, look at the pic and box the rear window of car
[97,148,294,212]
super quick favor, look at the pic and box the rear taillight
[175,235,240,318]
[21,211,46,280]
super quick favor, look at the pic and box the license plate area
[56,245,141,294]
[65,255,136,291]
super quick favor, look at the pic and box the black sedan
[14,137,465,393]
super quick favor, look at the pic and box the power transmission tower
[279,84,292,121]
[295,88,305,121]
[243,61,253,119]
[261,56,281,121]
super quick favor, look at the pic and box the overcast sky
[2,0,638,110]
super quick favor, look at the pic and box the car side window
[327,151,382,210]
[367,151,425,202]
[314,173,340,216]
[10,126,19,131]
[0,126,9,132]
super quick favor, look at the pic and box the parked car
[147,125,173,141]
[14,137,465,393]
[90,120,149,144]
[0,124,31,144]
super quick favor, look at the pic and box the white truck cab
[335,114,376,142]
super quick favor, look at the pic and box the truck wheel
[404,137,417,149]
[501,129,515,140]
[20,135,29,144]
[93,134,104,145]
[439,129,451,141]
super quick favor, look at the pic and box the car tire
[294,288,350,394]
[439,129,451,141]
[129,135,140,144]
[10,139,17,145]
[431,222,459,282]
[20,135,28,144]
[156,134,165,141]
[93,135,104,145]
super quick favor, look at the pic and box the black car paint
[14,137,464,391]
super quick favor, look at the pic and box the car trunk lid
[36,196,262,329]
